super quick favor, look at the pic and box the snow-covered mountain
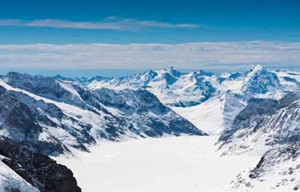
[87,67,218,107]
[220,65,281,96]
[218,92,300,155]
[218,91,300,192]
[0,72,205,156]
[0,71,208,192]
[62,66,300,192]
[86,65,300,108]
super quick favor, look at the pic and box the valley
[57,136,259,192]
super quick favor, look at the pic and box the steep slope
[217,92,300,191]
[230,144,300,192]
[275,70,300,90]
[0,160,39,192]
[220,65,283,99]
[219,92,300,155]
[171,93,246,135]
[0,82,97,155]
[2,72,86,108]
[0,137,81,192]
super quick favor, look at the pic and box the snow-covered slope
[275,70,300,90]
[218,92,300,155]
[220,65,283,98]
[230,144,300,192]
[0,160,39,192]
[171,93,246,135]
[217,92,300,191]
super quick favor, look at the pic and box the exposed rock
[0,137,81,192]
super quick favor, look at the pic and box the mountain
[218,92,300,155]
[87,67,218,107]
[86,65,300,138]
[0,72,206,156]
[275,69,300,90]
[218,92,300,191]
[0,71,207,191]
[170,65,300,136]
[87,65,300,108]
[219,65,283,98]
[0,66,299,191]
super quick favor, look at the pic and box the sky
[0,0,300,76]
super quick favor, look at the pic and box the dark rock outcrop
[0,137,81,192]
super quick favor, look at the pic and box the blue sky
[0,0,300,43]
[0,0,299,76]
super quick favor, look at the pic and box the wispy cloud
[0,41,299,70]
[0,17,200,30]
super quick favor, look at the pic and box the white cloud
[0,41,299,70]
[0,17,199,30]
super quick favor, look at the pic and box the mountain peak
[165,66,182,77]
[249,64,263,73]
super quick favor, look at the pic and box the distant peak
[54,74,70,80]
[7,71,32,79]
[194,69,214,77]
[7,71,23,76]
[165,66,181,77]
[250,64,263,72]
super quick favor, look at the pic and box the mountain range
[0,65,299,191]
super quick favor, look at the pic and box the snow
[171,94,246,135]
[58,81,83,100]
[171,100,224,135]
[0,160,39,192]
[0,67,299,191]
[0,79,109,142]
[229,145,300,192]
[57,136,259,192]
[88,68,217,107]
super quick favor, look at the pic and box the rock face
[3,72,86,108]
[218,92,300,155]
[219,65,282,96]
[0,85,93,155]
[73,86,206,138]
[218,92,300,191]
[249,144,300,179]
[230,144,300,191]
[0,137,81,192]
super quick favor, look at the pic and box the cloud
[0,17,200,30]
[0,41,299,70]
